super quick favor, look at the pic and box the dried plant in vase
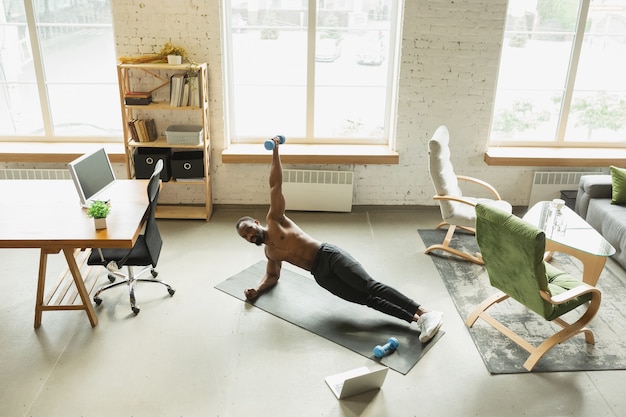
[118,42,189,64]
[160,42,187,64]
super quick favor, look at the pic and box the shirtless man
[235,137,443,343]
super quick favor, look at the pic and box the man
[235,137,443,343]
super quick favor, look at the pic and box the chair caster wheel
[168,288,175,296]
[132,307,140,315]
[94,297,102,306]
[107,274,116,283]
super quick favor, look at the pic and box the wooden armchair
[426,125,512,264]
[466,203,602,371]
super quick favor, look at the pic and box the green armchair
[466,202,602,371]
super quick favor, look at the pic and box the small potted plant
[87,200,111,230]
[160,42,187,65]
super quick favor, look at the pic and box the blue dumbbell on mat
[373,337,399,359]
[264,135,286,150]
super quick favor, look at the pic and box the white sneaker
[417,311,443,343]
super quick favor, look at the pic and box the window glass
[230,7,308,138]
[0,0,43,135]
[225,0,397,144]
[0,0,120,139]
[565,1,626,142]
[490,0,626,146]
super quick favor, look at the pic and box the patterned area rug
[419,229,626,374]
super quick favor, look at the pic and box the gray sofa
[575,174,626,269]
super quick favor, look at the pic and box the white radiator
[283,169,354,212]
[528,171,603,207]
[0,168,71,180]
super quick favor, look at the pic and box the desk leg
[34,249,49,329]
[545,240,607,286]
[63,248,98,327]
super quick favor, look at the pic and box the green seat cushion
[544,262,592,321]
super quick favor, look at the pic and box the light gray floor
[1,206,624,417]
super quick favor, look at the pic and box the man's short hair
[236,216,254,230]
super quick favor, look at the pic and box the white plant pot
[167,54,182,65]
[94,217,107,230]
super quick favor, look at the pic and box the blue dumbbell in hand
[264,135,286,150]
[373,337,399,359]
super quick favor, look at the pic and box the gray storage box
[165,124,203,145]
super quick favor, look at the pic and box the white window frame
[0,0,118,143]
[489,0,626,149]
[221,0,403,147]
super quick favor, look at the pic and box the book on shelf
[187,73,201,107]
[181,79,190,108]
[138,119,149,142]
[170,73,185,107]
[169,71,202,107]
[128,119,139,141]
[147,118,158,141]
[128,118,157,142]
[124,91,152,105]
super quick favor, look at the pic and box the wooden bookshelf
[117,62,212,221]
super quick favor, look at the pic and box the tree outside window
[490,0,626,146]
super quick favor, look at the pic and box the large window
[223,0,400,145]
[0,0,119,141]
[490,0,626,147]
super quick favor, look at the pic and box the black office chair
[88,159,175,315]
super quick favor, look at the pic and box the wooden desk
[0,180,149,328]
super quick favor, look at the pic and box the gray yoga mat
[215,261,444,374]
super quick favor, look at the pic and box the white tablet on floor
[325,365,388,399]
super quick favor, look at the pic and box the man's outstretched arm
[244,258,281,300]
[267,138,286,221]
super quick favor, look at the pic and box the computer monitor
[68,148,117,208]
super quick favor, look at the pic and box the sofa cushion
[586,198,626,269]
[610,166,626,205]
[575,174,612,219]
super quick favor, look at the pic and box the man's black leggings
[310,243,420,323]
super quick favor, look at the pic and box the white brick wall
[107,0,532,207]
